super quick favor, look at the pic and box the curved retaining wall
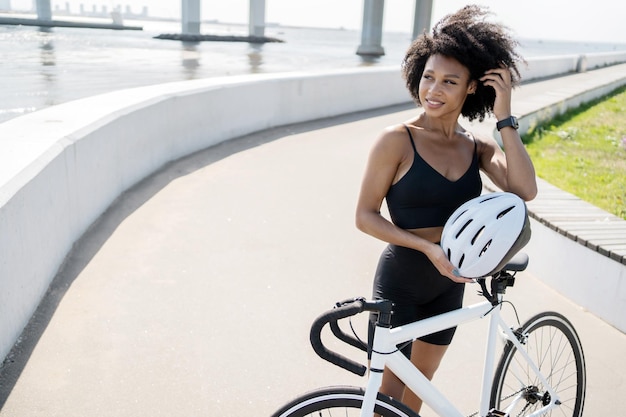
[0,67,412,363]
[519,51,626,81]
[1,52,625,363]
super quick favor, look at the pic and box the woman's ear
[467,80,478,95]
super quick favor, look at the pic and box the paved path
[1,74,626,416]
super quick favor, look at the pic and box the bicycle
[271,253,586,417]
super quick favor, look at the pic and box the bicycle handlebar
[330,319,367,352]
[309,297,392,377]
[309,255,529,376]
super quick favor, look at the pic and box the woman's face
[418,54,476,117]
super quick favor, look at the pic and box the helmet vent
[497,206,515,219]
[480,195,499,203]
[471,226,485,245]
[458,254,465,268]
[455,219,473,238]
[451,209,469,224]
[479,239,492,257]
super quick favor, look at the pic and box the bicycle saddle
[503,252,528,272]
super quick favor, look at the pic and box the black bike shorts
[368,244,465,359]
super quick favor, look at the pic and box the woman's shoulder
[375,123,411,146]
[382,122,410,136]
[369,123,413,160]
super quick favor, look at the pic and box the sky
[9,0,626,43]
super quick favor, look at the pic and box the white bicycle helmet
[441,192,531,278]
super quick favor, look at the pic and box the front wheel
[271,386,420,417]
[490,312,586,417]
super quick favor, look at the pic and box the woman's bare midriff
[407,226,444,243]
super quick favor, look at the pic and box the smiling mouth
[425,98,444,106]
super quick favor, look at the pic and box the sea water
[1,18,624,124]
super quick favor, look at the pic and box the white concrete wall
[519,51,626,82]
[585,51,626,70]
[516,76,626,137]
[520,54,580,81]
[1,52,625,363]
[0,67,411,363]
[525,218,626,332]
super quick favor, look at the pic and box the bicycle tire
[490,312,586,417]
[271,386,420,417]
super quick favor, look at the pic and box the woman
[355,5,537,413]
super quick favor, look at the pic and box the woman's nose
[429,80,443,95]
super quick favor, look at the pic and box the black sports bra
[385,125,482,229]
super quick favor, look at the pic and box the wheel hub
[522,386,551,406]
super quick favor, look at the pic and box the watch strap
[496,116,518,131]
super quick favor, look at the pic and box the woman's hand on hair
[480,65,513,120]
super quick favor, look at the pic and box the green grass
[522,85,626,220]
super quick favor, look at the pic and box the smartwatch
[496,116,519,131]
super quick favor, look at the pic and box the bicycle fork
[479,306,502,417]
[360,367,383,417]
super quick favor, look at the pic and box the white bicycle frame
[361,297,561,417]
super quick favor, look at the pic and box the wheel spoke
[489,313,586,417]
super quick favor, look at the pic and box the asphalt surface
[1,70,625,416]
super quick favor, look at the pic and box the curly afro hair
[402,5,524,121]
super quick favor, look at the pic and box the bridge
[26,0,432,56]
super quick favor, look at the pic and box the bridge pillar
[357,0,385,57]
[249,0,266,37]
[181,0,201,34]
[35,0,52,20]
[412,0,433,39]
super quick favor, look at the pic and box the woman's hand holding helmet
[424,242,475,284]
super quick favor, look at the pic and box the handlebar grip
[309,301,367,376]
[330,320,367,352]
